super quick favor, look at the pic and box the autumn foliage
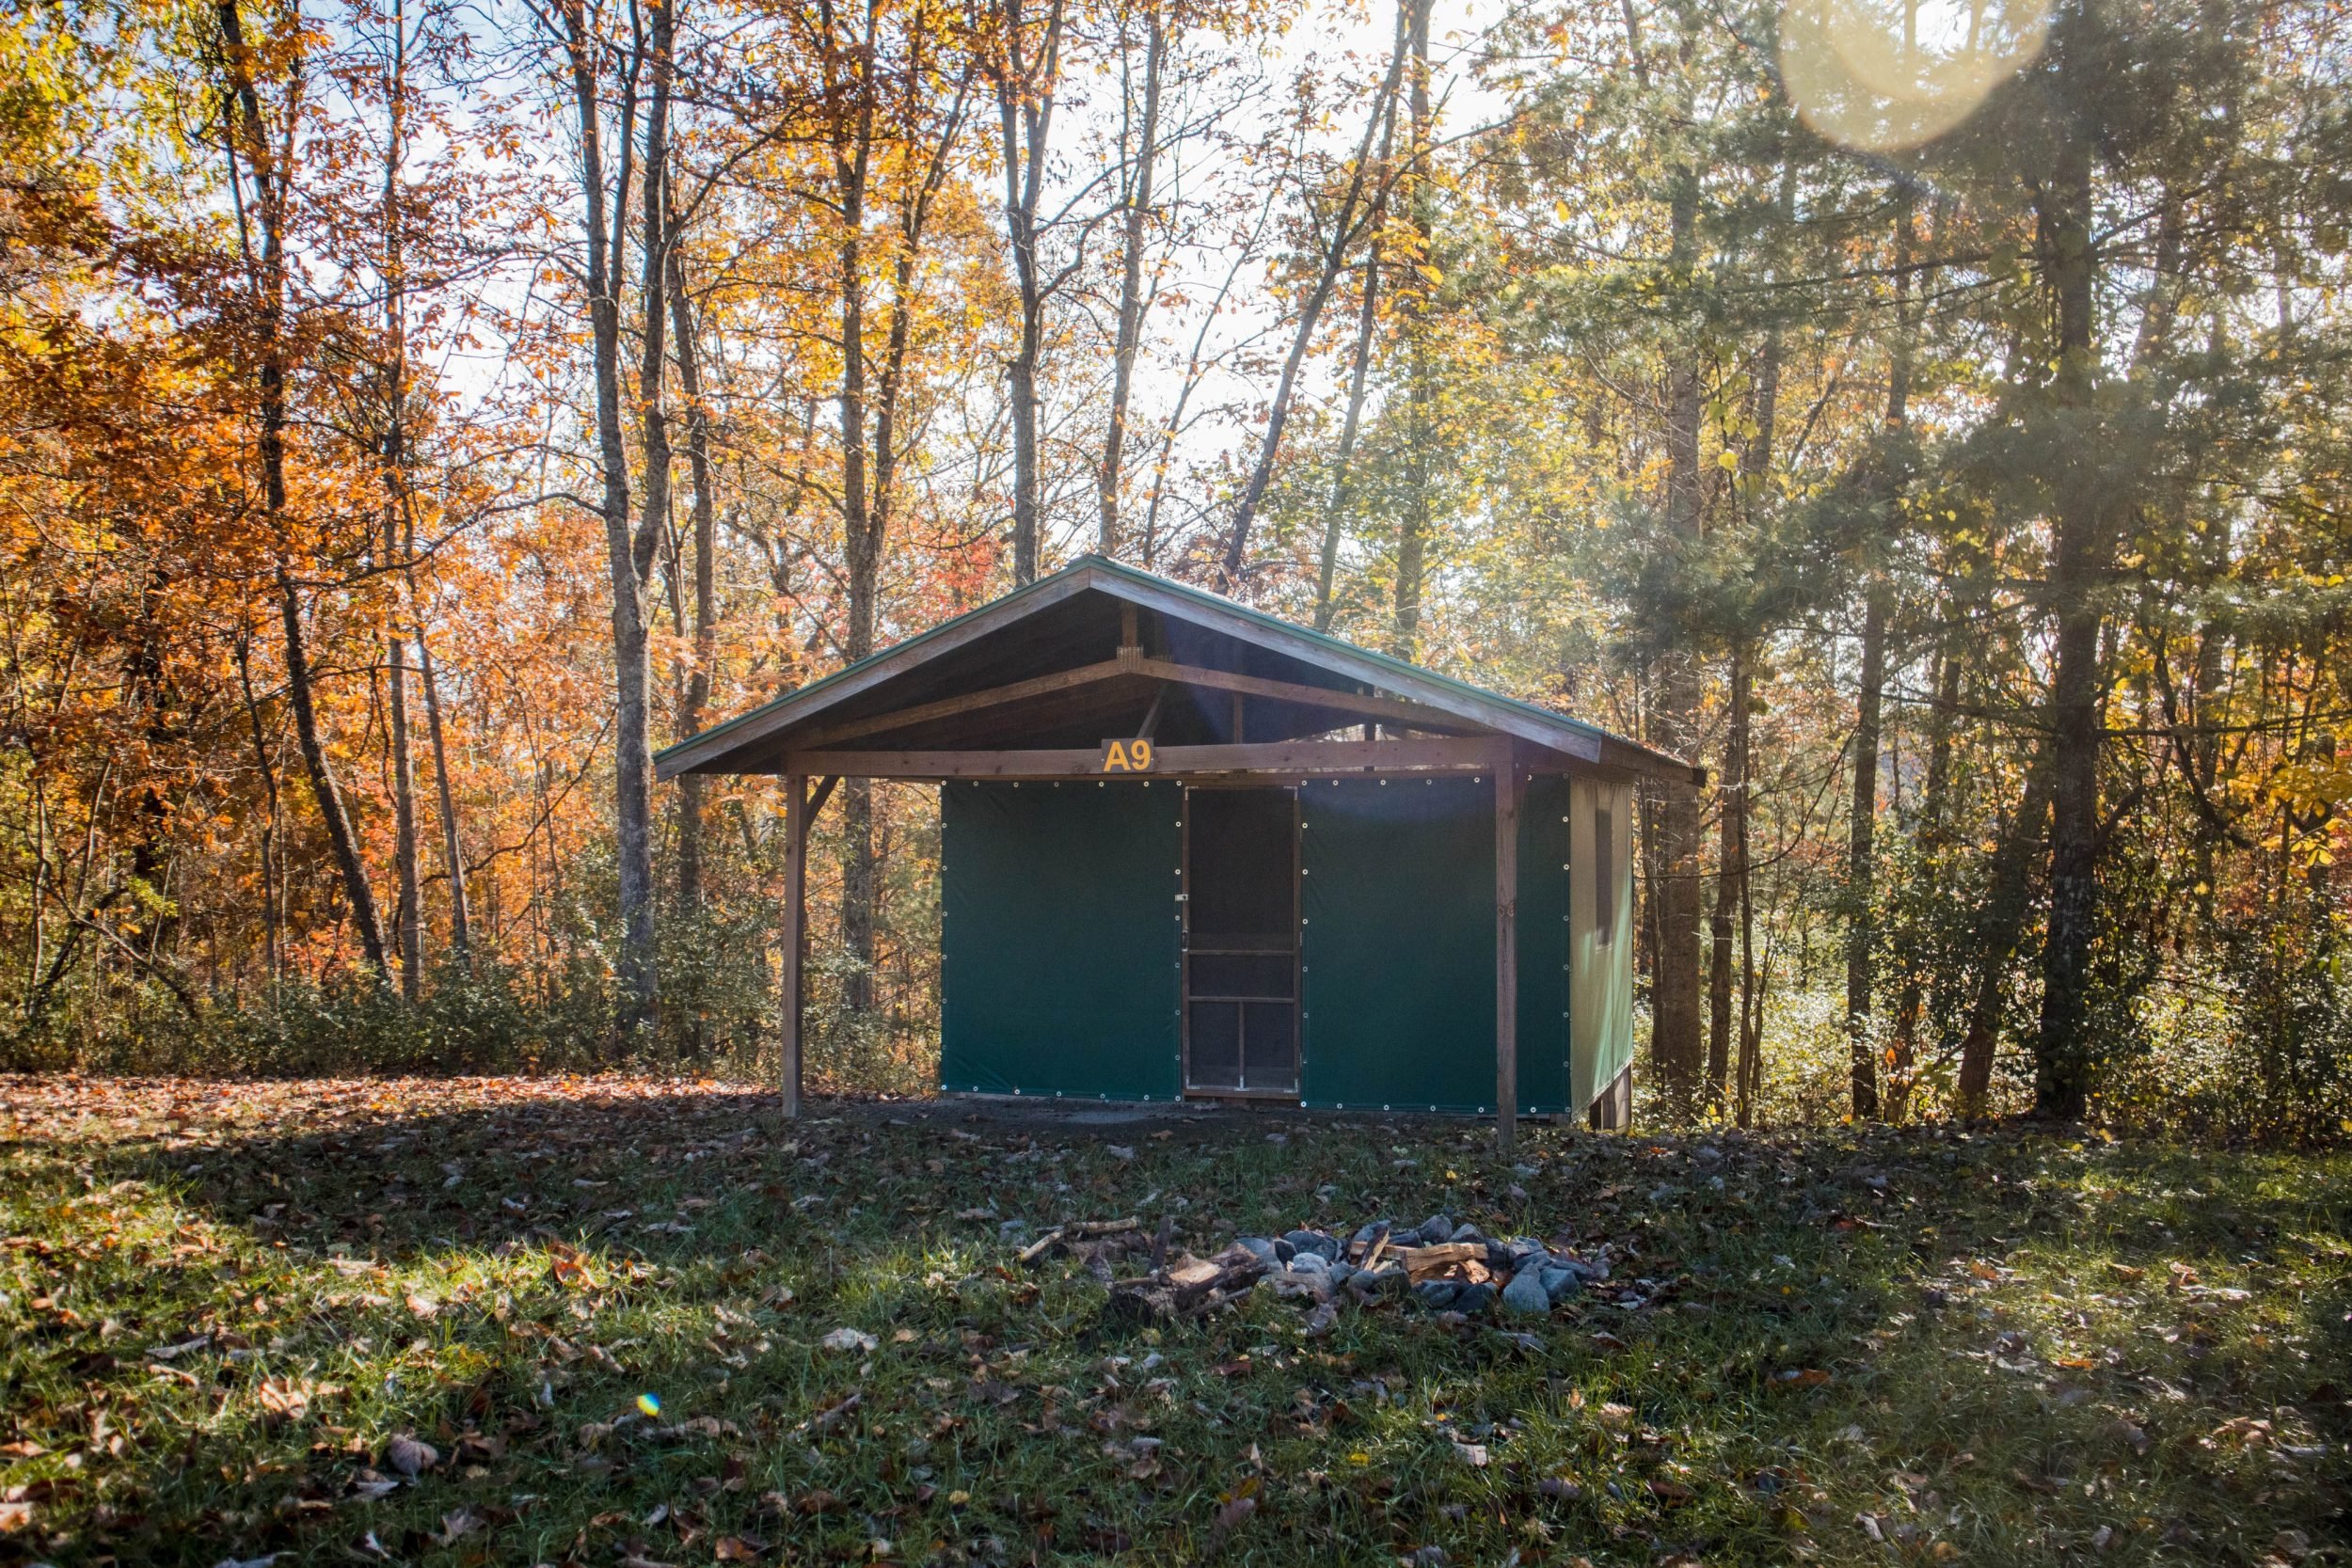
[3,0,2350,1136]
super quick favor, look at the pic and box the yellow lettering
[1104,741,1132,772]
[1131,739,1153,770]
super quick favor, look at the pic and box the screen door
[1183,786,1299,1096]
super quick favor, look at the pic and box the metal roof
[654,555,1696,783]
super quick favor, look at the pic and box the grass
[0,1075,2346,1568]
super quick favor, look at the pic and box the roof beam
[792,658,1136,749]
[784,736,1506,780]
[654,568,1104,777]
[1086,570,1609,765]
[1121,657,1474,734]
[790,654,1476,753]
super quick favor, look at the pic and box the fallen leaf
[257,1375,312,1421]
[1207,1489,1258,1551]
[821,1327,878,1354]
[384,1433,438,1478]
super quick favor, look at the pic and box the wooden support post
[1495,764,1520,1155]
[780,771,808,1120]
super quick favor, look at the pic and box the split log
[1393,1243,1487,1280]
[1105,1250,1266,1326]
[1017,1216,1141,1266]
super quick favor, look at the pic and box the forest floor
[2,1076,2347,1568]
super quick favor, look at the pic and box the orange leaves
[547,1240,597,1291]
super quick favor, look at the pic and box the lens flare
[1778,0,2051,151]
[636,1392,662,1418]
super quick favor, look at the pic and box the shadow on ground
[0,1075,2345,1568]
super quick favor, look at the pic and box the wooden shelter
[656,556,1698,1148]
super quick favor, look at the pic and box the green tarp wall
[938,774,1588,1113]
[1296,776,1572,1114]
[939,780,1183,1100]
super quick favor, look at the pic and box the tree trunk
[995,0,1066,585]
[217,0,389,984]
[557,0,661,1040]
[232,631,283,990]
[413,622,470,967]
[827,8,881,1016]
[382,0,422,1000]
[1957,768,2051,1115]
[1844,188,1915,1118]
[1735,793,1759,1128]
[1845,585,1886,1117]
[278,575,389,978]
[1390,0,1433,657]
[1887,640,1958,1117]
[1313,236,1381,634]
[1707,641,1746,1111]
[1097,3,1162,558]
[2032,134,2106,1121]
[1645,159,1706,1108]
[386,595,422,996]
[669,211,720,911]
[1220,2,1409,585]
[817,9,964,1022]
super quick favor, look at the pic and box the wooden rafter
[791,655,1477,752]
[785,736,1507,780]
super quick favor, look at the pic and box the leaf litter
[0,1072,2344,1566]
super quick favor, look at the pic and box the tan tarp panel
[1569,776,1635,1114]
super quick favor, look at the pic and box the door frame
[1179,782,1302,1101]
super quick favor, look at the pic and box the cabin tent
[657,556,1693,1126]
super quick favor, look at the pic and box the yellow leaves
[2268,759,2352,814]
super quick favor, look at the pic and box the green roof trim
[655,554,1681,774]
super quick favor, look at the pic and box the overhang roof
[654,556,1697,783]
